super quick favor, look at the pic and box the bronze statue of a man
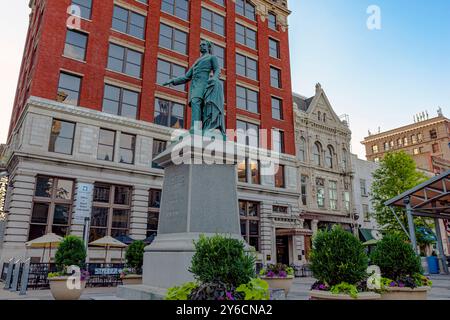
[163,40,225,135]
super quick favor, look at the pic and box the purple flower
[318,284,327,290]
[389,281,396,287]
[279,271,287,278]
[266,271,276,278]
[226,292,235,301]
[398,282,405,288]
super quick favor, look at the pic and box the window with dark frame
[89,184,132,242]
[301,175,308,205]
[268,12,277,30]
[49,119,75,155]
[237,120,259,148]
[239,200,260,251]
[29,176,74,241]
[97,129,116,162]
[235,0,256,21]
[274,164,285,188]
[147,189,161,237]
[201,7,225,36]
[102,84,139,119]
[161,0,189,20]
[316,177,325,208]
[235,23,256,50]
[159,23,188,54]
[107,43,142,78]
[236,85,258,113]
[270,67,281,88]
[273,206,288,214]
[269,38,280,58]
[71,0,92,20]
[272,129,285,154]
[119,133,136,164]
[64,29,88,61]
[112,5,146,39]
[156,59,187,91]
[57,72,82,106]
[152,139,167,169]
[236,53,258,80]
[154,98,185,129]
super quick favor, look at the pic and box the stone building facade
[362,111,450,175]
[293,84,356,259]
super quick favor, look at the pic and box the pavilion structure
[385,170,450,274]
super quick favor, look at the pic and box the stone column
[129,186,149,241]
[311,219,319,234]
[260,202,274,264]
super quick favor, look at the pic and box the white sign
[73,183,93,225]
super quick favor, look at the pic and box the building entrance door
[304,235,312,261]
[276,236,290,265]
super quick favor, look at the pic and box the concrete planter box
[380,286,430,300]
[309,290,381,300]
[121,275,143,286]
[261,276,294,297]
[49,277,86,300]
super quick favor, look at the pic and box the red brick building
[2,0,307,266]
[9,0,295,155]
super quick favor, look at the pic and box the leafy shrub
[54,235,86,272]
[236,278,270,300]
[259,264,294,278]
[330,282,359,299]
[189,235,256,287]
[165,282,198,300]
[190,281,241,301]
[310,225,368,286]
[125,240,146,273]
[370,234,422,281]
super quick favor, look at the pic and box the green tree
[371,151,431,244]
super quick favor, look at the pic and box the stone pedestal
[118,135,243,299]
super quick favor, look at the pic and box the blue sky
[289,0,450,157]
[0,1,449,159]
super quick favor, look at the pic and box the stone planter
[49,276,86,300]
[380,286,430,300]
[121,275,143,285]
[309,290,381,300]
[261,276,294,297]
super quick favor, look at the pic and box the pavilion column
[434,218,449,274]
[404,197,419,255]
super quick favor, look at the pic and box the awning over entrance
[359,228,382,242]
[276,228,313,237]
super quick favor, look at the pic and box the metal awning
[276,228,313,237]
[385,169,450,218]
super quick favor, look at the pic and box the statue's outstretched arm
[163,67,193,86]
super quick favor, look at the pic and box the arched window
[313,142,322,166]
[326,145,334,168]
[323,113,327,122]
[317,111,321,121]
[298,137,307,162]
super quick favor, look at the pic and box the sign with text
[73,183,93,225]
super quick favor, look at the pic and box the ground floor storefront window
[147,189,161,237]
[89,183,131,242]
[239,200,260,251]
[28,176,74,241]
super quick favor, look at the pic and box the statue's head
[200,40,213,54]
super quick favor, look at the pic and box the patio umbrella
[25,233,63,264]
[89,236,127,263]
[363,239,379,246]
[114,235,135,245]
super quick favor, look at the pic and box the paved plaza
[1,276,450,300]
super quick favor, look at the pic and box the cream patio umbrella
[89,236,127,263]
[25,233,63,263]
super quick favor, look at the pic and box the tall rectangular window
[161,0,189,20]
[238,158,247,183]
[301,175,308,205]
[237,120,259,148]
[98,129,116,162]
[49,119,75,155]
[272,129,285,154]
[72,0,92,20]
[107,43,142,78]
[209,42,225,69]
[268,12,277,30]
[235,0,256,21]
[154,98,185,129]
[236,85,258,113]
[344,191,350,213]
[363,204,370,222]
[112,6,146,39]
[29,176,74,241]
[64,29,88,61]
[90,184,132,242]
[360,179,367,196]
[159,23,188,54]
[152,139,167,169]
[102,84,139,119]
[269,38,280,58]
[271,97,283,120]
[270,67,281,88]
[235,23,256,50]
[119,133,135,164]
[201,8,225,36]
[148,189,161,237]
[274,164,285,188]
[316,178,325,208]
[57,72,82,106]
[239,201,260,251]
[236,53,258,80]
[249,159,260,185]
[329,181,338,210]
[156,59,186,91]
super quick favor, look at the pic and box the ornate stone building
[293,84,355,258]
